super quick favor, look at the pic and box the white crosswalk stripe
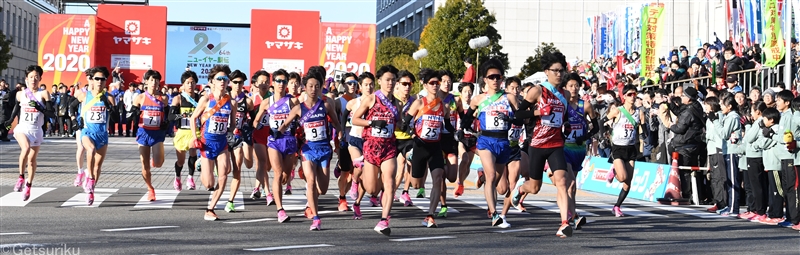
[523,201,600,216]
[61,188,119,208]
[211,191,244,211]
[134,189,180,209]
[580,202,665,217]
[0,187,56,207]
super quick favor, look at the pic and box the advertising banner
[96,4,167,85]
[165,25,250,85]
[37,14,96,86]
[639,3,665,81]
[764,0,785,67]
[318,22,376,77]
[250,9,320,75]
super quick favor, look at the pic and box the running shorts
[136,128,166,147]
[440,133,457,156]
[459,136,477,151]
[508,146,522,163]
[348,136,364,152]
[609,145,639,163]
[396,139,414,157]
[528,146,568,180]
[82,129,108,149]
[173,129,198,151]
[364,138,397,166]
[253,127,270,145]
[338,140,352,172]
[268,135,298,157]
[564,144,587,172]
[302,142,332,167]
[476,136,512,165]
[411,138,445,178]
[14,125,43,147]
[200,137,228,160]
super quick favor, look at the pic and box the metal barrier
[653,64,787,94]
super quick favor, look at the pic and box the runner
[285,71,304,195]
[223,70,255,212]
[394,70,417,206]
[435,69,460,217]
[250,70,274,203]
[402,69,454,228]
[6,65,54,201]
[604,85,645,217]
[561,73,598,228]
[455,82,478,197]
[190,64,236,221]
[73,66,115,205]
[459,58,521,228]
[512,51,575,238]
[496,77,528,228]
[345,72,376,219]
[72,82,90,189]
[169,70,200,191]
[334,72,359,212]
[276,67,342,230]
[253,68,298,223]
[130,70,169,201]
[351,65,400,235]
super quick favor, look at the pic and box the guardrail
[645,64,787,94]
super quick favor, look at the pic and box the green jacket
[715,111,742,155]
[705,112,723,155]
[764,109,799,170]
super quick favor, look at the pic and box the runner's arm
[253,99,269,129]
[278,103,301,133]
[351,95,373,127]
[189,96,209,139]
[325,98,342,133]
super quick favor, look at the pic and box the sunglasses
[232,80,244,84]
[92,77,107,81]
[274,79,287,84]
[427,81,441,86]
[486,74,503,81]
[345,80,359,85]
[626,92,637,97]
[215,76,229,81]
[399,82,412,86]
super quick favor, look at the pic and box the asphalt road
[1,137,799,255]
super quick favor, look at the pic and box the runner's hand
[370,120,387,129]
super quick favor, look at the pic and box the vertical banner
[37,14,95,86]
[756,0,764,44]
[250,9,320,75]
[639,3,665,81]
[764,0,785,67]
[318,23,376,77]
[96,4,167,85]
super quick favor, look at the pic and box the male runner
[169,70,200,191]
[250,70,273,202]
[345,72,376,219]
[74,66,115,205]
[334,72,359,212]
[223,70,255,212]
[604,85,645,217]
[130,70,169,201]
[561,72,598,228]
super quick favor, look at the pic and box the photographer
[660,87,708,201]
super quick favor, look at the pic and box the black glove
[73,117,84,130]
[444,118,455,133]
[707,112,718,121]
[762,126,774,138]
[227,132,242,148]
[28,101,45,112]
[456,129,465,141]
[159,120,169,131]
[2,119,11,127]
[497,112,510,122]
[370,120,388,129]
[575,135,587,146]
[270,128,283,139]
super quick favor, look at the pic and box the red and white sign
[250,9,320,75]
[96,4,167,85]
[37,14,96,86]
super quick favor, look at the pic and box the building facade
[377,0,726,76]
[1,0,60,86]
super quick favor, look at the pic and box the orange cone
[658,152,689,205]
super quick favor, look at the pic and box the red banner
[37,14,96,86]
[250,9,320,75]
[96,4,167,85]
[318,22,376,76]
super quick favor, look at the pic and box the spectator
[725,75,742,93]
[763,89,777,108]
[461,57,475,83]
[661,86,707,200]
[123,82,140,137]
[0,79,10,141]
[56,85,73,137]
[665,61,688,82]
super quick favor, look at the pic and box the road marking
[43,139,174,146]
[244,244,333,251]
[224,218,276,224]
[626,201,728,219]
[0,232,32,236]
[0,187,56,207]
[494,228,541,233]
[210,191,244,211]
[409,197,460,214]
[581,202,666,217]
[61,188,118,208]
[101,226,179,232]
[457,197,525,214]
[280,195,311,211]
[295,210,340,217]
[390,236,456,242]
[524,201,600,216]
[134,190,180,209]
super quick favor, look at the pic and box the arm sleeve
[168,106,181,122]
[5,104,19,124]
[669,112,691,135]
[340,108,350,132]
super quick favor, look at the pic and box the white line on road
[523,201,600,216]
[581,202,667,217]
[0,187,56,207]
[224,218,276,224]
[389,236,456,242]
[493,228,541,233]
[101,226,179,232]
[134,190,180,209]
[211,191,244,211]
[626,201,728,219]
[244,244,334,251]
[0,232,32,236]
[61,188,118,208]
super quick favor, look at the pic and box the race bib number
[419,118,442,141]
[486,110,508,131]
[269,114,288,129]
[208,116,227,135]
[21,107,39,125]
[370,117,393,138]
[304,120,328,142]
[180,118,192,128]
[142,111,162,127]
[508,125,523,141]
[86,106,106,124]
[235,112,245,129]
[565,124,584,143]
[541,109,563,128]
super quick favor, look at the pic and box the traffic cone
[658,152,689,205]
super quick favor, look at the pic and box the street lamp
[468,36,490,82]
[412,49,428,93]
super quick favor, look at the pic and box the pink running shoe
[310,218,322,231]
[186,176,196,190]
[374,217,391,236]
[613,206,624,217]
[606,167,616,183]
[22,184,31,201]
[266,193,275,206]
[401,193,413,207]
[353,205,362,219]
[86,178,96,194]
[750,214,767,222]
[277,210,290,223]
[370,197,380,207]
[74,172,85,187]
[87,192,94,206]
[14,176,24,192]
[174,177,182,191]
[349,180,359,200]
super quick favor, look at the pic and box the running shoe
[416,188,425,198]
[715,207,730,215]
[14,176,24,192]
[401,193,413,206]
[476,171,485,188]
[225,201,236,213]
[86,178,95,193]
[491,212,502,226]
[334,166,341,179]
[453,184,464,198]
[87,192,94,206]
[277,210,290,223]
[749,214,767,222]
[22,184,31,201]
[186,176,196,190]
[760,217,784,225]
[174,177,182,192]
[422,215,437,228]
[374,218,391,236]
[738,211,754,220]
[147,189,156,202]
[250,187,262,200]
[511,185,524,208]
[573,215,587,230]
[349,180,359,200]
[298,169,305,180]
[612,206,624,217]
[514,203,528,212]
[498,215,511,229]
[777,221,794,228]
[353,205,362,219]
[438,206,448,218]
[195,160,201,175]
[310,218,322,231]
[556,222,573,238]
[338,198,349,212]
[266,193,275,206]
[606,167,616,183]
[706,204,718,213]
[304,207,313,219]
[73,172,85,187]
[720,211,738,217]
[285,184,292,195]
[370,196,380,207]
[792,224,800,231]
[204,210,218,221]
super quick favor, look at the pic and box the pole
[785,0,792,87]
[475,51,480,84]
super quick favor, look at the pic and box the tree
[0,8,13,76]
[517,42,559,80]
[419,0,508,77]
[376,37,418,68]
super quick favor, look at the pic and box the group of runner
[10,51,647,237]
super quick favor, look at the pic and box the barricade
[658,152,691,205]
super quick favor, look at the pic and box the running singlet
[82,91,108,131]
[364,91,397,141]
[300,99,330,144]
[457,99,479,137]
[442,93,457,134]
[178,93,198,130]
[414,97,445,142]
[509,123,523,147]
[338,94,355,128]
[394,96,414,140]
[233,93,248,134]
[18,90,43,127]
[611,107,639,146]
[349,98,364,138]
[267,95,294,137]
[253,93,270,129]
[477,94,513,132]
[139,92,165,130]
[203,94,232,136]
[564,100,586,144]
[530,85,566,148]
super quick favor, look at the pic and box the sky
[65,0,377,24]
